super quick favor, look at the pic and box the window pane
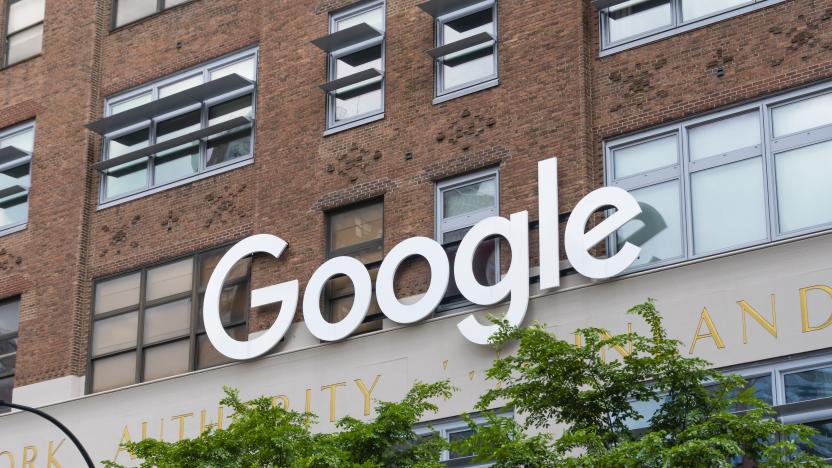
[154,143,199,186]
[785,366,832,403]
[106,158,148,199]
[613,134,677,179]
[7,0,44,34]
[681,0,750,22]
[617,181,683,267]
[688,112,761,161]
[0,339,16,375]
[329,203,383,251]
[164,0,190,7]
[607,0,672,44]
[95,273,141,314]
[0,377,13,412]
[803,420,832,460]
[772,93,832,137]
[108,128,149,158]
[0,193,28,227]
[206,129,251,167]
[143,339,189,381]
[147,259,193,301]
[196,284,248,332]
[448,429,476,465]
[156,110,200,143]
[92,352,136,393]
[209,94,253,126]
[115,0,157,27]
[210,57,256,81]
[775,140,832,233]
[441,8,495,90]
[110,93,152,115]
[7,24,43,65]
[198,252,249,289]
[335,5,384,31]
[0,299,18,335]
[144,298,191,344]
[443,178,497,219]
[197,326,246,369]
[159,75,203,99]
[0,164,30,191]
[691,158,767,255]
[0,128,34,153]
[333,46,383,122]
[92,312,138,356]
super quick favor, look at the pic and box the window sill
[0,223,27,238]
[599,0,786,58]
[97,157,254,211]
[433,78,499,105]
[323,113,385,137]
[1,54,42,71]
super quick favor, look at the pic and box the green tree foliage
[102,381,454,468]
[458,300,826,467]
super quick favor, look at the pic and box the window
[437,169,499,303]
[88,247,251,393]
[414,411,511,466]
[90,49,257,206]
[312,1,385,133]
[419,0,498,103]
[0,122,33,235]
[4,0,44,66]
[597,0,783,54]
[0,298,19,412]
[112,0,192,28]
[605,83,832,272]
[325,201,384,335]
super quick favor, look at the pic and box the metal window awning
[0,146,29,166]
[591,0,630,9]
[775,396,832,418]
[417,0,491,17]
[0,185,27,199]
[85,74,253,135]
[319,69,383,93]
[311,23,382,53]
[426,32,494,59]
[92,116,251,171]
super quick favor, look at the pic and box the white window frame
[325,0,386,135]
[598,0,785,57]
[99,48,258,208]
[414,410,512,466]
[0,121,34,236]
[4,0,45,67]
[433,0,499,104]
[436,168,500,241]
[605,80,832,273]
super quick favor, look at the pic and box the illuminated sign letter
[204,234,299,360]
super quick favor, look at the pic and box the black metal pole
[0,400,95,468]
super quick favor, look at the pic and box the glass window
[326,202,384,334]
[414,412,511,466]
[0,124,34,232]
[437,5,497,95]
[89,248,251,393]
[438,170,499,303]
[774,141,832,234]
[113,0,192,27]
[785,366,832,403]
[0,298,19,413]
[607,0,672,44]
[607,83,832,271]
[5,0,44,66]
[681,0,751,22]
[101,52,257,202]
[326,2,385,130]
[803,420,832,460]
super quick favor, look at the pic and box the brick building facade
[1,0,832,464]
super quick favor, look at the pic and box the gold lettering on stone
[271,395,289,409]
[689,307,725,354]
[600,323,633,361]
[0,450,15,467]
[801,285,832,333]
[321,382,347,422]
[355,375,381,417]
[171,413,193,441]
[738,296,777,344]
[200,407,224,433]
[21,447,35,468]
[114,425,134,462]
[47,439,64,468]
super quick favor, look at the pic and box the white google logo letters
[204,158,643,360]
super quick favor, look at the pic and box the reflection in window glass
[618,181,683,267]
[6,0,44,66]
[210,57,257,81]
[106,158,149,199]
[155,144,199,186]
[772,93,832,138]
[114,0,157,27]
[443,179,497,219]
[681,0,751,22]
[614,135,677,179]
[0,128,34,153]
[6,23,43,65]
[775,141,832,233]
[607,0,672,44]
[8,0,44,34]
[688,112,760,161]
[803,420,832,460]
[440,8,496,92]
[329,203,383,251]
[785,366,832,403]
[197,326,247,369]
[690,158,768,254]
